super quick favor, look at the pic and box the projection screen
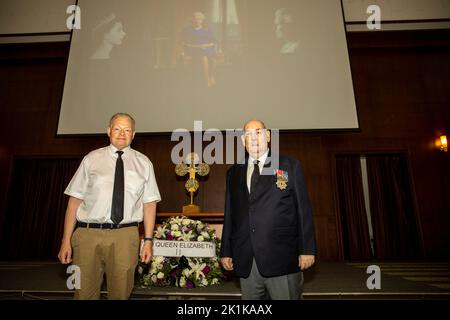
[58,0,358,134]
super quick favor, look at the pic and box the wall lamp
[437,135,448,152]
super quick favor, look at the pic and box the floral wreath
[139,216,223,288]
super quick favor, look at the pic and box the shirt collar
[109,144,131,157]
[248,149,269,167]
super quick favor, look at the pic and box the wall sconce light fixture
[439,135,448,152]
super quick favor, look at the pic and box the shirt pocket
[125,170,145,196]
[88,171,113,191]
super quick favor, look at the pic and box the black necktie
[250,160,260,194]
[111,150,124,224]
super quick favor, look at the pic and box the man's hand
[220,257,234,271]
[58,241,72,264]
[141,241,153,264]
[58,196,80,264]
[299,255,315,270]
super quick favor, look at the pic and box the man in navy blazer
[220,119,316,300]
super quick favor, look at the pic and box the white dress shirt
[65,145,161,224]
[246,150,269,192]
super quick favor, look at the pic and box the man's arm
[220,169,234,271]
[58,196,82,264]
[141,201,157,264]
[292,160,317,270]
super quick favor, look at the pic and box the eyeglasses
[111,127,133,135]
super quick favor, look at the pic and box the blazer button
[251,228,255,233]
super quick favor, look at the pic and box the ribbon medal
[275,169,288,190]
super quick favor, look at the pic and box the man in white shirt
[58,113,161,299]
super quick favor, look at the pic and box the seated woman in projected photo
[180,12,217,88]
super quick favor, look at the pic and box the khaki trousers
[71,226,140,300]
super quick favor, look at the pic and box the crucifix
[175,152,210,213]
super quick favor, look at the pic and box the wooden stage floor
[0,261,449,300]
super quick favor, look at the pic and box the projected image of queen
[90,14,126,60]
[274,8,300,54]
[180,12,217,88]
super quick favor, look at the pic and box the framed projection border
[56,0,360,136]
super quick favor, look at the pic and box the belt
[77,222,138,229]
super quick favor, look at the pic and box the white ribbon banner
[141,239,216,258]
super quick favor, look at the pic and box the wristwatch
[144,237,153,242]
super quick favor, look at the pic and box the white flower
[155,225,167,238]
[171,224,179,231]
[201,278,208,286]
[182,268,190,277]
[157,272,165,279]
[179,276,186,287]
[211,278,219,285]
[151,275,157,282]
[201,231,210,239]
[181,230,194,241]
[182,219,192,225]
[197,235,204,242]
[188,261,206,280]
[154,256,164,264]
[173,230,181,237]
[172,217,182,224]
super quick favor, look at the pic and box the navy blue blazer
[220,153,317,278]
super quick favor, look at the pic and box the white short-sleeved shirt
[65,145,161,224]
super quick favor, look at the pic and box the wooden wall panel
[0,30,449,260]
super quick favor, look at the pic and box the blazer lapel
[239,158,249,197]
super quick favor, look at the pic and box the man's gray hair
[109,112,136,130]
